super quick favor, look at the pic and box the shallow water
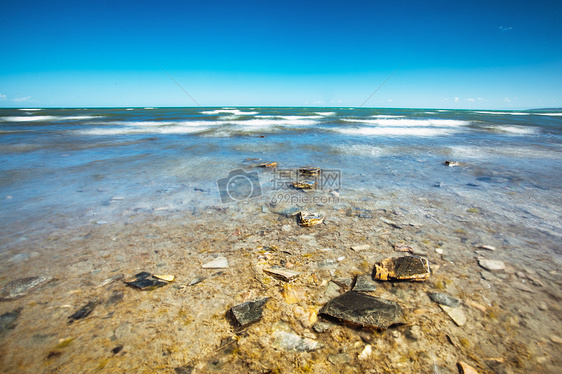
[0,107,561,373]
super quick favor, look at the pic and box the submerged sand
[0,188,561,374]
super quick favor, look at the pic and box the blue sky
[1,0,561,109]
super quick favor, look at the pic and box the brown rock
[457,361,479,374]
[373,256,430,281]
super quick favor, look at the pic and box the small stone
[0,308,22,335]
[0,275,54,300]
[373,256,431,281]
[435,248,444,254]
[292,180,317,189]
[380,217,402,229]
[68,301,97,323]
[352,275,378,292]
[281,224,292,232]
[317,259,337,269]
[478,258,505,272]
[264,268,301,282]
[477,245,496,251]
[480,271,497,281]
[187,276,205,286]
[259,161,277,168]
[351,244,370,251]
[404,325,422,341]
[440,305,467,326]
[428,292,461,308]
[125,272,170,290]
[332,278,353,290]
[457,361,480,374]
[312,321,332,333]
[394,243,414,253]
[297,211,324,227]
[444,160,462,167]
[358,345,372,360]
[272,328,321,352]
[550,335,562,344]
[229,297,269,327]
[319,291,403,330]
[467,301,487,313]
[299,167,321,175]
[202,256,228,269]
[174,365,194,374]
[512,282,533,293]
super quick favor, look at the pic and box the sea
[1,107,562,373]
[1,107,561,252]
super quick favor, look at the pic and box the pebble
[350,244,370,251]
[312,321,332,333]
[478,258,505,272]
[352,275,378,292]
[202,256,228,269]
[68,301,97,323]
[0,308,22,335]
[439,305,467,326]
[358,345,372,360]
[271,328,321,352]
[0,275,53,300]
[512,282,533,293]
[263,268,300,281]
[229,297,269,327]
[477,245,496,251]
[380,217,402,229]
[435,248,444,254]
[428,292,461,308]
[457,361,480,374]
[550,335,562,344]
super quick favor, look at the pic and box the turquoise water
[1,107,561,251]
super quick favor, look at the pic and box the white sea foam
[475,111,529,116]
[315,111,336,116]
[536,112,562,116]
[336,127,458,136]
[342,118,469,127]
[201,109,258,116]
[236,118,318,127]
[371,115,405,118]
[494,126,538,135]
[448,145,562,159]
[79,125,211,136]
[0,116,58,122]
[330,144,387,156]
[18,108,42,111]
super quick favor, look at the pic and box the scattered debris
[125,272,171,290]
[228,297,269,327]
[373,256,431,281]
[428,292,461,308]
[298,167,320,176]
[319,291,403,330]
[258,161,277,168]
[297,211,324,227]
[0,276,53,300]
[68,301,97,323]
[264,268,301,282]
[477,245,496,251]
[202,257,229,269]
[394,243,414,253]
[444,160,463,167]
[292,180,317,189]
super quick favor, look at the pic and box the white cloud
[477,97,484,101]
[0,93,7,100]
[12,96,31,102]
[467,98,475,102]
[504,97,511,103]
[499,26,513,32]
[454,97,459,103]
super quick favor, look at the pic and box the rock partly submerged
[297,211,324,227]
[125,272,171,291]
[319,291,403,330]
[478,258,505,272]
[0,275,53,300]
[373,256,430,282]
[428,292,461,308]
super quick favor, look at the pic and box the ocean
[0,107,561,373]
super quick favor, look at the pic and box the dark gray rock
[0,308,22,336]
[428,292,461,308]
[229,297,269,327]
[125,272,169,290]
[319,291,403,329]
[0,276,53,300]
[68,301,97,323]
[352,275,378,292]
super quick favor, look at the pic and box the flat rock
[440,305,467,326]
[125,272,170,290]
[298,211,324,227]
[380,217,402,229]
[202,256,228,269]
[352,276,378,292]
[229,297,269,327]
[68,301,97,323]
[351,244,370,251]
[428,292,461,308]
[0,275,53,300]
[478,258,505,272]
[264,268,301,281]
[373,256,430,281]
[319,291,403,330]
[477,245,496,251]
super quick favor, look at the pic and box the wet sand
[1,187,561,374]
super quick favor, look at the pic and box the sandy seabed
[1,188,561,374]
